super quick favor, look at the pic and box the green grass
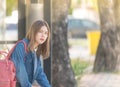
[71,58,91,86]
[68,38,91,86]
[71,58,91,79]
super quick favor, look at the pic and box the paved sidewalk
[79,73,120,87]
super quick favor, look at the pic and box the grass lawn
[68,38,93,86]
[71,58,92,86]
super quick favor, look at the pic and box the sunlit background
[0,0,101,86]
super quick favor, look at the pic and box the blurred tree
[93,0,120,72]
[52,0,77,87]
[6,0,17,16]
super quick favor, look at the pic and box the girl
[11,20,51,87]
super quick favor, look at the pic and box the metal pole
[43,0,52,84]
[31,0,38,3]
[18,0,26,40]
[26,3,43,31]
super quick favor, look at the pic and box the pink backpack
[0,40,27,87]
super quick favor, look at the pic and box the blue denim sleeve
[11,42,32,87]
[36,60,51,87]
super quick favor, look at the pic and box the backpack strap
[0,51,8,57]
[6,40,28,60]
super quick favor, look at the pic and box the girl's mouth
[40,38,44,41]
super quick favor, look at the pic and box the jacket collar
[22,38,29,45]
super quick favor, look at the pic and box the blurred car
[6,23,17,30]
[67,18,100,38]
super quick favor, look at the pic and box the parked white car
[67,18,100,38]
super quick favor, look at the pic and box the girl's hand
[32,86,40,87]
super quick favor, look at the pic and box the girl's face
[35,26,48,46]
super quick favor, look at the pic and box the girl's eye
[45,32,48,35]
[38,30,48,35]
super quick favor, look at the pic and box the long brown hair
[26,20,50,59]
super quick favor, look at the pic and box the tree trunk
[93,0,120,72]
[52,0,77,87]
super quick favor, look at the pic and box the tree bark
[93,0,120,72]
[52,0,77,87]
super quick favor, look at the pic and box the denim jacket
[10,38,51,87]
